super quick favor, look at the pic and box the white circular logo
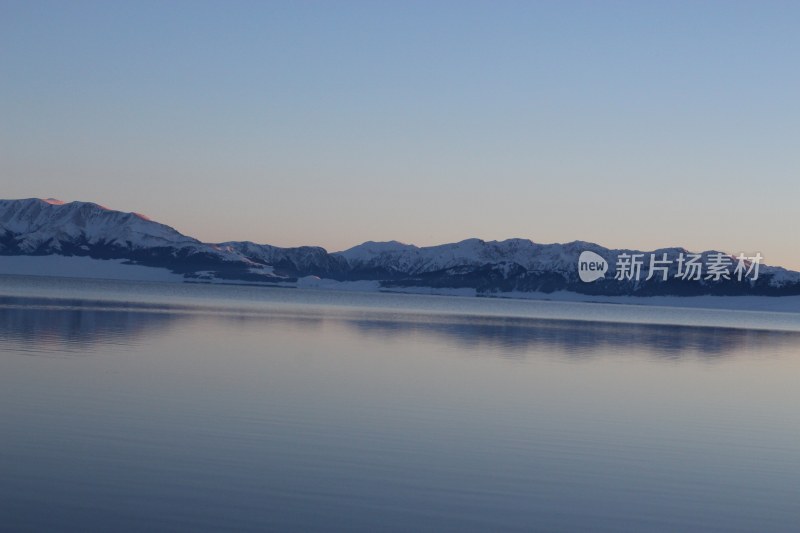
[578,251,608,282]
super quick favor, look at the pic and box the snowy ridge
[1,198,799,301]
[0,198,243,262]
[336,237,798,287]
[219,241,348,278]
[338,238,642,274]
[1,198,196,251]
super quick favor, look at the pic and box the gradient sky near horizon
[2,1,799,268]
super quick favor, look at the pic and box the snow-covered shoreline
[371,285,800,313]
[2,255,800,314]
[0,255,184,282]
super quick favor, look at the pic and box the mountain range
[2,198,799,298]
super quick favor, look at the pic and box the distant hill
[2,198,799,298]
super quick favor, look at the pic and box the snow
[0,198,198,249]
[1,255,798,313]
[249,265,276,275]
[334,238,800,287]
[336,238,590,274]
[223,274,800,314]
[219,241,340,272]
[0,198,250,263]
[295,276,380,291]
[337,240,417,261]
[2,198,799,301]
[0,255,185,282]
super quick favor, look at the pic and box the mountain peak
[2,197,799,297]
[0,197,197,252]
[33,198,153,222]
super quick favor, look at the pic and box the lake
[1,275,799,532]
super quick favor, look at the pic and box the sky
[2,1,798,268]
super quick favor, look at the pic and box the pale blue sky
[2,1,798,268]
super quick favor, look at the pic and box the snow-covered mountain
[335,238,800,293]
[0,198,270,281]
[0,199,350,282]
[337,238,607,276]
[1,198,799,297]
[219,241,349,278]
[0,198,198,252]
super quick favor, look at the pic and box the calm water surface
[1,276,799,532]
